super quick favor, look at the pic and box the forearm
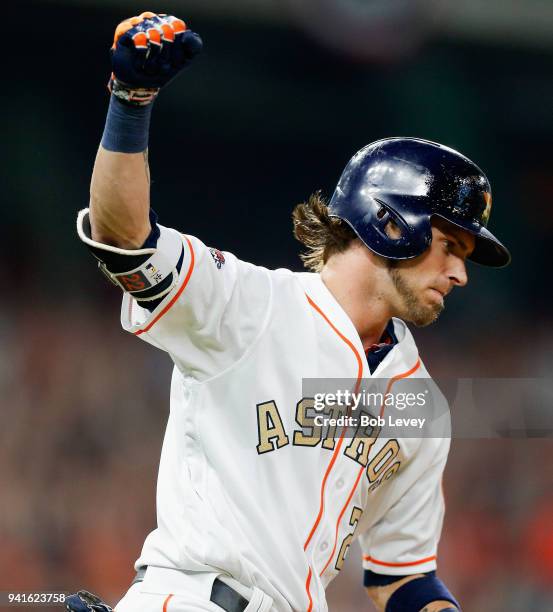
[86,12,201,249]
[89,145,151,248]
[89,84,155,248]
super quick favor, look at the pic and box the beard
[388,267,444,327]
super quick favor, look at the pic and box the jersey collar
[296,272,419,378]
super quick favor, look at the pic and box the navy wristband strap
[385,574,460,612]
[101,94,154,153]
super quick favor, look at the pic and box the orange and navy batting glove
[109,11,203,106]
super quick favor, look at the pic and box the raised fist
[110,11,202,101]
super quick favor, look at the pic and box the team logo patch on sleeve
[209,248,226,269]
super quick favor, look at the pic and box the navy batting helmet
[328,137,510,267]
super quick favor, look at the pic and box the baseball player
[68,11,511,612]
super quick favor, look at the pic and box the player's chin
[409,302,444,327]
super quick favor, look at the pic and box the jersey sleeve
[121,227,272,380]
[76,207,272,380]
[358,439,449,576]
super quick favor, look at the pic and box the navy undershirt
[365,320,398,374]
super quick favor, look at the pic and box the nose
[448,255,468,287]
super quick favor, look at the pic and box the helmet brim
[433,214,511,268]
[469,227,511,268]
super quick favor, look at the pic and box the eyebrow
[447,233,472,257]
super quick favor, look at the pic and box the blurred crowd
[1,292,551,611]
[0,296,165,602]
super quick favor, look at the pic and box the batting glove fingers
[110,12,202,103]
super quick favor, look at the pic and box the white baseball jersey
[86,217,451,611]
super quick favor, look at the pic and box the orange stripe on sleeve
[134,236,195,336]
[363,554,437,567]
[162,593,174,611]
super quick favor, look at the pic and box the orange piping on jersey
[379,358,421,417]
[134,236,195,336]
[162,594,174,611]
[363,554,437,567]
[305,567,313,612]
[303,294,363,549]
[319,357,421,578]
[304,295,364,386]
[303,293,364,608]
[319,464,364,577]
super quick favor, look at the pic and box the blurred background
[1,1,552,610]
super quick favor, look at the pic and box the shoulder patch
[209,247,226,269]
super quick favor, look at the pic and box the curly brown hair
[292,192,357,272]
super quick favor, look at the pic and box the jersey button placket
[310,477,341,573]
